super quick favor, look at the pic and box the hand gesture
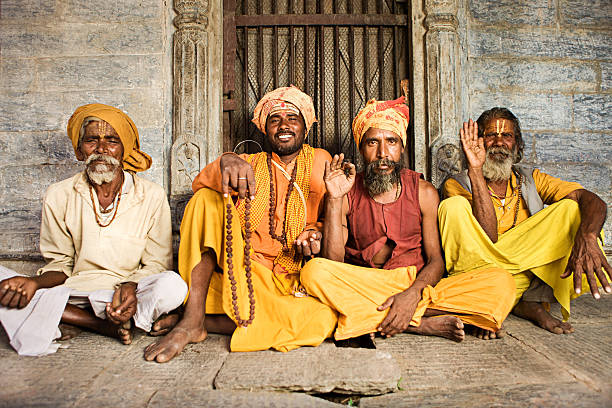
[460,119,486,170]
[294,230,322,258]
[376,286,421,337]
[324,153,356,200]
[220,153,257,199]
[0,276,39,309]
[106,282,138,324]
[562,232,612,299]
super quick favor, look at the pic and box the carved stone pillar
[424,0,463,187]
[171,0,223,197]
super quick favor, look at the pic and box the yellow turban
[67,103,152,172]
[252,85,317,135]
[352,96,410,148]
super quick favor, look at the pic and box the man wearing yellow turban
[297,98,517,346]
[0,104,187,356]
[144,86,338,363]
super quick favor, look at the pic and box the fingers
[600,258,612,293]
[221,169,230,197]
[8,290,22,309]
[246,167,256,199]
[344,162,356,178]
[310,234,321,255]
[572,262,583,295]
[324,160,331,178]
[0,285,18,308]
[377,296,394,311]
[18,289,30,308]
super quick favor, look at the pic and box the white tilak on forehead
[495,119,505,135]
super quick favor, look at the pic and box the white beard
[85,154,122,185]
[482,146,516,182]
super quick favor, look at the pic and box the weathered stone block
[214,341,401,395]
[470,0,555,26]
[0,131,75,166]
[0,23,163,58]
[374,330,572,392]
[470,59,597,93]
[528,132,612,163]
[0,91,66,132]
[602,62,612,92]
[37,55,163,92]
[138,127,169,188]
[0,0,56,19]
[560,0,612,27]
[469,28,612,60]
[0,163,83,206]
[64,0,162,21]
[469,92,572,130]
[573,94,612,131]
[0,59,36,91]
[360,382,605,408]
[150,390,341,408]
[534,162,610,199]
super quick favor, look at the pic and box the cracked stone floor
[0,294,610,407]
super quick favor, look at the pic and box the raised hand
[460,119,486,170]
[0,276,39,309]
[220,153,257,199]
[324,153,356,199]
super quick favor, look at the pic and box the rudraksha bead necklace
[266,153,298,252]
[225,197,255,327]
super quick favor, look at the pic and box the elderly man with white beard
[0,104,187,356]
[439,107,611,338]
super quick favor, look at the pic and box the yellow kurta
[300,258,516,339]
[179,188,337,352]
[37,171,172,291]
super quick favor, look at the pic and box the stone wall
[463,0,612,245]
[0,0,173,264]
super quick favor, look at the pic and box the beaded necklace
[225,198,255,327]
[89,174,124,228]
[266,153,298,252]
[488,172,523,230]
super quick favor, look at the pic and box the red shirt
[345,169,425,271]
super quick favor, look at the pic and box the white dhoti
[0,266,187,356]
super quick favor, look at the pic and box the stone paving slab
[214,341,400,395]
[359,382,609,408]
[374,322,573,392]
[149,390,340,407]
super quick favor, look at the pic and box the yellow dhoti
[179,188,337,352]
[301,258,516,339]
[439,196,592,320]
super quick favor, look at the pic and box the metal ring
[237,177,247,180]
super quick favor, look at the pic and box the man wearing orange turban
[298,98,517,346]
[0,104,187,356]
[144,86,338,363]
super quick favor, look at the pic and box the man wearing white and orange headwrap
[144,86,338,363]
[298,97,517,346]
[0,104,187,356]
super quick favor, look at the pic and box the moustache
[487,146,512,158]
[85,154,121,167]
[370,158,401,169]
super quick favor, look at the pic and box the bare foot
[468,325,506,340]
[98,319,133,345]
[144,324,208,363]
[150,313,180,336]
[407,315,465,342]
[513,301,574,334]
[58,324,82,341]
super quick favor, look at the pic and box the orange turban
[252,85,317,135]
[67,103,152,172]
[352,96,410,148]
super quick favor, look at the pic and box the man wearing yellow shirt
[440,107,610,336]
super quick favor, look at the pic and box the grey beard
[363,159,403,196]
[86,154,122,185]
[482,146,516,182]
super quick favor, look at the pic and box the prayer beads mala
[266,153,298,252]
[89,174,124,228]
[509,173,523,230]
[225,198,255,327]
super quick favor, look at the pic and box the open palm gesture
[460,119,486,170]
[324,153,356,199]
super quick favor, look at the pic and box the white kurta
[0,171,187,356]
